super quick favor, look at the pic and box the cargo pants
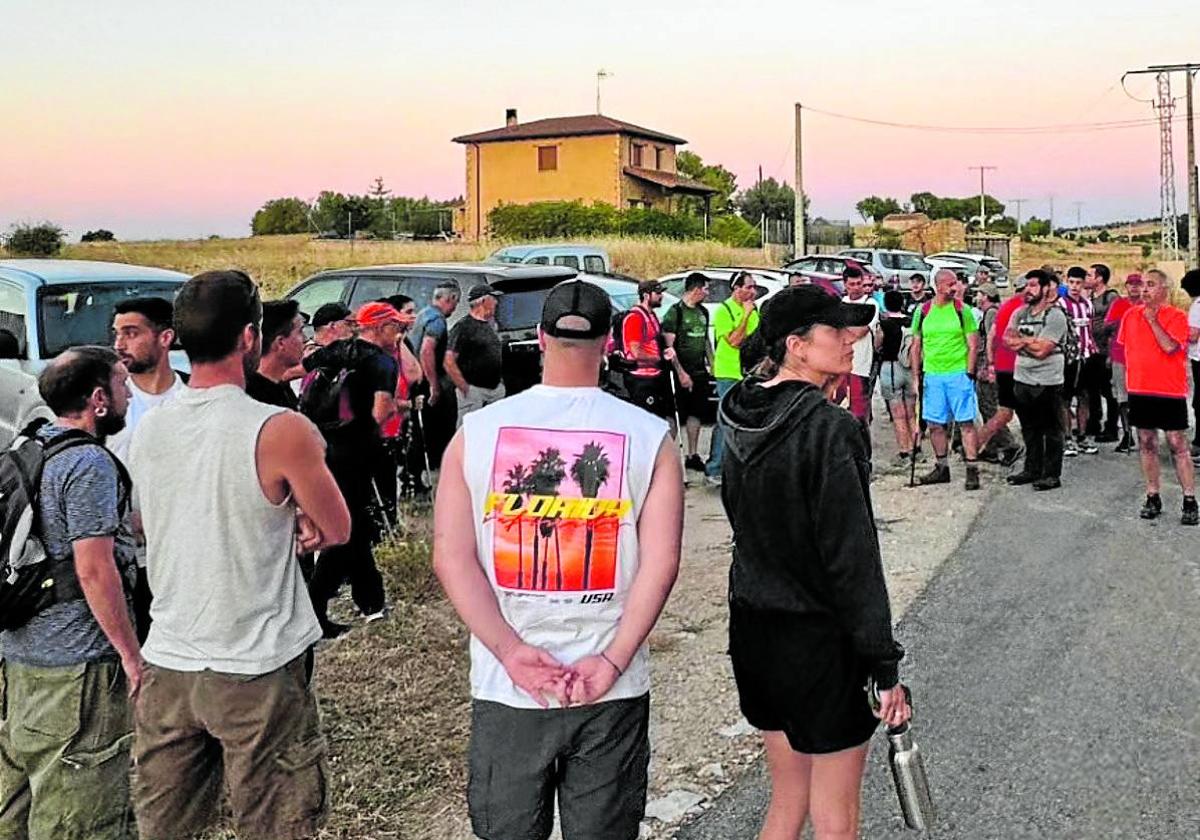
[0,658,134,840]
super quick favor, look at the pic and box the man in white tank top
[434,279,684,840]
[127,271,351,840]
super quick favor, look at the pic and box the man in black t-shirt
[661,273,712,471]
[303,301,401,637]
[445,284,506,426]
[247,299,305,410]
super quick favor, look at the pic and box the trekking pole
[909,380,923,488]
[412,397,434,491]
[371,478,397,542]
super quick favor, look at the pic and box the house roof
[623,166,718,196]
[453,114,687,145]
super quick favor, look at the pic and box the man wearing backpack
[0,346,142,839]
[705,272,760,487]
[910,269,982,490]
[976,276,1028,467]
[128,271,350,840]
[662,273,712,472]
[974,283,1023,466]
[1085,263,1121,442]
[618,280,677,430]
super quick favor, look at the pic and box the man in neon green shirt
[705,273,759,486]
[910,269,981,490]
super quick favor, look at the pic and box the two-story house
[453,109,717,241]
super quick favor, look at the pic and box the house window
[655,147,664,170]
[631,142,644,167]
[537,146,557,171]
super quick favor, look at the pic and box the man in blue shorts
[910,268,981,490]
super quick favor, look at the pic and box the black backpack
[298,340,378,431]
[0,420,130,631]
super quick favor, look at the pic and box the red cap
[355,301,402,327]
[1125,273,1143,286]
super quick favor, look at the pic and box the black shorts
[729,605,878,754]
[995,370,1016,410]
[468,695,650,840]
[676,371,714,422]
[1080,354,1111,395]
[1128,394,1190,431]
[624,373,675,420]
[1062,361,1082,401]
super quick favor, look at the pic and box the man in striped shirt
[1059,266,1098,455]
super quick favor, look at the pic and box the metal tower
[1155,72,1180,258]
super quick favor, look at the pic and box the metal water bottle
[869,680,936,831]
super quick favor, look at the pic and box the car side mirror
[0,329,21,360]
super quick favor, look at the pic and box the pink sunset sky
[3,0,1197,240]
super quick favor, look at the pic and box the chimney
[505,108,518,127]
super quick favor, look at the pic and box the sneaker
[1032,476,1062,491]
[964,465,981,491]
[999,446,1025,468]
[1115,436,1133,454]
[1183,497,1199,526]
[1078,439,1100,455]
[364,609,388,624]
[1063,439,1079,457]
[917,464,951,486]
[1006,472,1037,486]
[1140,494,1163,520]
[704,474,723,488]
[321,620,351,640]
[685,454,706,472]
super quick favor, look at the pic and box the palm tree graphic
[501,463,531,588]
[528,447,567,590]
[570,442,612,590]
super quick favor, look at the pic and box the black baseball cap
[638,279,665,296]
[540,280,613,339]
[468,283,504,303]
[311,302,352,329]
[760,286,877,344]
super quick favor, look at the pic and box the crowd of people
[0,257,1196,839]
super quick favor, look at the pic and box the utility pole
[1072,201,1085,236]
[968,165,997,232]
[1048,195,1055,239]
[794,103,806,256]
[1009,198,1028,234]
[596,69,612,115]
[1124,62,1199,263]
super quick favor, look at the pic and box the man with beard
[0,346,142,839]
[107,296,187,641]
[620,280,677,433]
[246,299,306,410]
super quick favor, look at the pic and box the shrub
[3,222,65,256]
[81,229,116,242]
[1141,244,1152,258]
[709,214,760,247]
[488,200,703,241]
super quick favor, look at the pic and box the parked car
[928,252,1009,287]
[837,248,931,291]
[655,268,785,343]
[283,263,672,396]
[0,260,189,447]
[781,254,877,296]
[923,256,973,285]
[486,244,611,274]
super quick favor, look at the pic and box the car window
[495,287,574,331]
[347,276,403,308]
[289,277,351,318]
[982,259,1006,271]
[553,255,580,269]
[528,256,549,265]
[583,255,606,273]
[37,282,180,358]
[0,282,28,356]
[662,279,685,298]
[882,253,929,271]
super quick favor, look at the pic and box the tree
[3,222,64,256]
[528,448,567,590]
[676,151,738,216]
[502,463,532,589]
[368,177,391,199]
[1021,217,1051,239]
[909,191,1004,226]
[310,192,377,237]
[251,197,312,236]
[569,442,612,589]
[736,178,798,223]
[989,216,1019,236]
[855,196,902,223]
[80,229,115,242]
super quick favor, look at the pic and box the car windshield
[983,259,1006,272]
[38,282,181,357]
[882,253,929,271]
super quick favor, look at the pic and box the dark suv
[283,264,657,394]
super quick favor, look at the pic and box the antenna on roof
[596,69,613,115]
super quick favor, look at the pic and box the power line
[802,104,1180,135]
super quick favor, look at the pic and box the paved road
[677,451,1200,839]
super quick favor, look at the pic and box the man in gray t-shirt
[1004,270,1069,489]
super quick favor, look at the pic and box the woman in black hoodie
[718,285,910,839]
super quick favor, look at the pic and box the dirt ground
[403,407,994,840]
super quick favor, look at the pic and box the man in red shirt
[1116,269,1197,525]
[976,276,1027,465]
[621,280,677,432]
[1101,274,1143,452]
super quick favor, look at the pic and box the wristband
[600,652,624,676]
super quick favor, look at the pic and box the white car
[927,252,1010,287]
[656,267,786,331]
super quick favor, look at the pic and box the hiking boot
[1182,497,1199,527]
[1139,493,1163,520]
[1078,438,1100,455]
[1032,476,1062,491]
[1006,472,1037,486]
[978,450,1002,464]
[1115,435,1133,454]
[1063,439,1079,457]
[917,464,951,486]
[685,454,706,472]
[999,445,1025,467]
[964,465,981,491]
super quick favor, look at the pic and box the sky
[3,0,1198,240]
